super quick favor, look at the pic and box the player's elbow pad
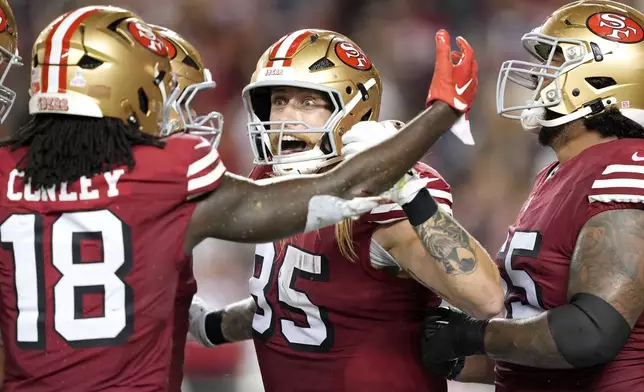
[548,293,631,368]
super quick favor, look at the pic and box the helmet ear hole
[360,109,372,122]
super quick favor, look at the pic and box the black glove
[421,307,488,367]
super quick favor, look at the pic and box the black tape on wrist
[401,188,439,226]
[205,309,230,346]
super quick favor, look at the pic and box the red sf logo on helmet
[0,7,7,33]
[128,21,168,56]
[335,41,372,70]
[159,37,177,60]
[587,13,644,43]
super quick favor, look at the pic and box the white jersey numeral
[2,210,133,349]
[250,244,333,352]
[500,230,544,319]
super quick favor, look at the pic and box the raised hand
[426,29,478,113]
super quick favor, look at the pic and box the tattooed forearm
[221,297,257,342]
[412,207,478,275]
[481,209,644,369]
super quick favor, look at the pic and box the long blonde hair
[277,219,358,262]
[335,219,358,262]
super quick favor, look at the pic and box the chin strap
[272,149,342,175]
[521,97,616,132]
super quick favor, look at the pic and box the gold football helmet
[29,6,176,134]
[497,0,644,131]
[242,29,382,175]
[0,0,21,123]
[151,25,223,147]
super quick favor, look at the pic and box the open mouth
[279,135,309,154]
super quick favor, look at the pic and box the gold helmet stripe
[42,6,101,94]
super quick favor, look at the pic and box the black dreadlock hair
[0,114,165,189]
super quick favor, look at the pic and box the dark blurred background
[6,1,643,390]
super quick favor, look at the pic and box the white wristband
[304,195,384,232]
[188,296,218,348]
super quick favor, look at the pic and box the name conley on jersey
[6,169,125,202]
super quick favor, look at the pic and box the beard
[537,109,567,147]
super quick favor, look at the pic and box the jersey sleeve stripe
[187,148,220,177]
[591,178,644,189]
[428,189,453,203]
[588,194,644,203]
[369,217,406,224]
[602,164,644,175]
[370,203,401,214]
[187,160,226,193]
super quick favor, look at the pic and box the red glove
[425,30,478,113]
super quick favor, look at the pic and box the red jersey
[249,163,452,392]
[496,138,644,391]
[0,134,224,392]
[167,261,197,392]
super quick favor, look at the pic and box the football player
[187,29,502,392]
[0,6,477,392]
[420,1,644,391]
[149,24,223,392]
[0,1,20,384]
[0,0,20,125]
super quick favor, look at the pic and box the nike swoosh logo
[632,152,644,161]
[455,79,473,95]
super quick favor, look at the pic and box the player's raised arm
[184,30,479,249]
[340,121,502,318]
[383,36,498,318]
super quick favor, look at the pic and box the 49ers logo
[587,13,644,43]
[159,37,177,59]
[38,97,69,112]
[128,21,168,56]
[0,7,7,33]
[335,41,372,70]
